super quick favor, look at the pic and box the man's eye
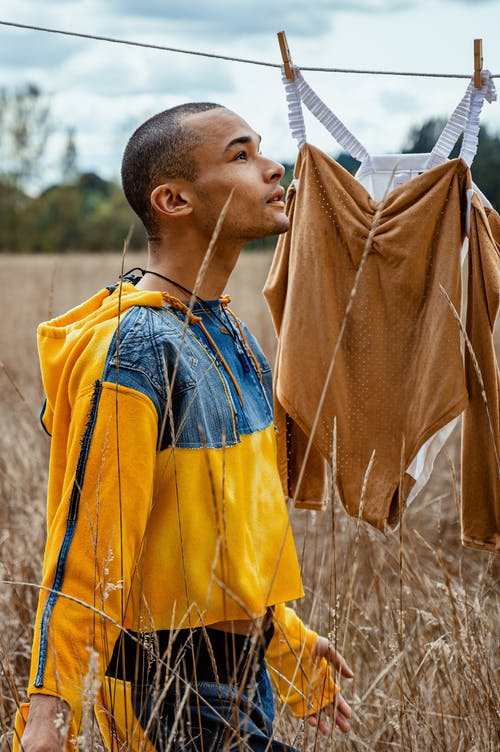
[235,151,247,160]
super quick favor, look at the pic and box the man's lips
[266,188,285,207]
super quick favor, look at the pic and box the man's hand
[19,694,70,752]
[307,636,354,734]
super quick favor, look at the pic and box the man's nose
[263,158,285,182]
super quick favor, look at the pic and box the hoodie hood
[38,283,163,435]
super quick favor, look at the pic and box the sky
[1,0,500,184]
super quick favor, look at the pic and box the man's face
[186,108,290,242]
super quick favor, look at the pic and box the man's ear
[150,181,193,218]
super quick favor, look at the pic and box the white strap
[460,71,496,167]
[427,83,472,168]
[282,65,496,171]
[427,71,496,169]
[281,66,307,149]
[282,65,372,165]
[295,68,372,165]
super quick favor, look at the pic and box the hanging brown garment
[265,144,500,551]
[461,197,500,551]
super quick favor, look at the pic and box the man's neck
[135,237,243,301]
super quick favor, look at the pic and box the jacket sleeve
[27,379,159,735]
[266,603,339,718]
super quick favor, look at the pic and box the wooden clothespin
[474,38,483,88]
[277,31,294,81]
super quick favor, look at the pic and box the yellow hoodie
[15,281,338,750]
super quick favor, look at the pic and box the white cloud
[379,89,420,114]
[445,0,498,3]
[103,0,414,38]
[0,26,84,69]
[57,44,234,97]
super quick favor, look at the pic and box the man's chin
[241,215,290,243]
[275,218,291,235]
[266,214,291,237]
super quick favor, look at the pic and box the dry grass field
[0,252,498,751]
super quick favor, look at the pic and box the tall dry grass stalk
[0,251,498,750]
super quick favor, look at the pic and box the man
[18,103,353,751]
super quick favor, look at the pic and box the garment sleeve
[266,603,339,718]
[26,380,159,735]
[263,174,329,511]
[461,199,500,552]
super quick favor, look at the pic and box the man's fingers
[328,645,354,678]
[307,712,350,735]
[335,694,352,720]
[330,695,352,734]
[315,636,354,678]
[307,714,330,735]
[335,707,351,733]
[308,694,353,736]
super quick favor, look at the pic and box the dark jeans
[110,625,299,752]
[132,662,299,751]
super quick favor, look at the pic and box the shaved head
[121,102,223,235]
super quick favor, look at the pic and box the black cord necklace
[122,267,196,299]
[121,266,234,336]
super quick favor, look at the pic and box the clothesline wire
[1,19,498,80]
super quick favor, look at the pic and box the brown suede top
[461,197,500,552]
[264,143,499,551]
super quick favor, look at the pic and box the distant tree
[60,127,78,184]
[31,173,145,253]
[0,83,54,252]
[402,118,448,155]
[76,172,145,251]
[0,85,144,254]
[466,127,500,211]
[335,153,361,175]
[0,83,52,191]
[0,181,30,252]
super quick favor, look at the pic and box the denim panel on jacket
[102,301,274,449]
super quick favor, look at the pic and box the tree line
[1,83,500,253]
